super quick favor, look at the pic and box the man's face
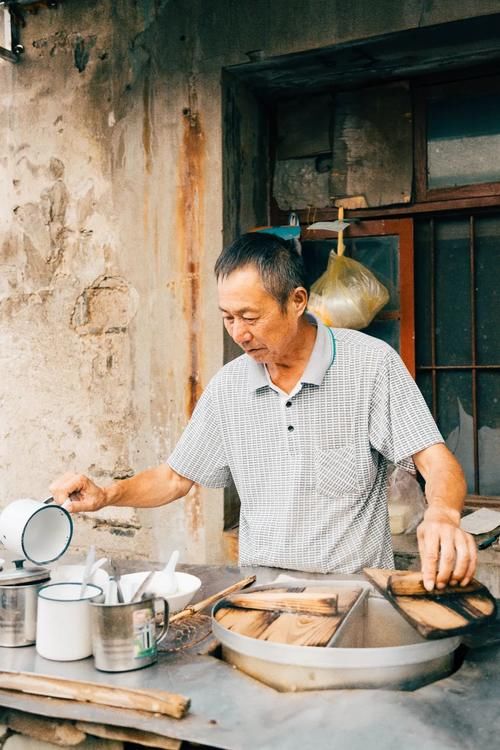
[217,265,306,364]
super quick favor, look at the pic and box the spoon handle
[79,545,96,598]
[109,560,125,604]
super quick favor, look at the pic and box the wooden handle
[0,671,190,719]
[337,206,345,256]
[388,571,486,597]
[227,591,338,616]
[169,575,256,623]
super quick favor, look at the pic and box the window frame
[414,74,500,203]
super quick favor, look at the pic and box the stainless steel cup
[90,596,169,672]
[0,582,45,646]
[0,563,51,647]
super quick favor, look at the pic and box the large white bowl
[120,570,201,613]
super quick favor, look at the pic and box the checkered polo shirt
[168,319,443,573]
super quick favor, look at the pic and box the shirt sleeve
[167,383,232,488]
[369,347,444,466]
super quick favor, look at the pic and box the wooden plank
[76,720,181,749]
[215,606,278,638]
[6,708,86,746]
[272,194,500,224]
[331,83,412,208]
[364,568,497,639]
[215,586,363,647]
[0,671,190,719]
[388,571,488,597]
[258,612,342,647]
[227,591,338,616]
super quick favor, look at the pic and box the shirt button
[286,401,292,407]
[288,425,294,432]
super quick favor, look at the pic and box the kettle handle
[154,597,169,643]
[43,496,72,511]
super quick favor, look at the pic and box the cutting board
[214,585,364,647]
[364,568,497,639]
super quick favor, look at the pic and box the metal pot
[0,561,50,647]
[212,579,461,691]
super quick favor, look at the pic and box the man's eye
[242,317,257,323]
[223,316,233,323]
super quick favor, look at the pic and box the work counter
[0,564,498,750]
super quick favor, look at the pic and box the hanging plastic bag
[387,467,427,535]
[308,250,390,329]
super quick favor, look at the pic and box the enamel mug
[36,582,104,661]
[0,497,73,565]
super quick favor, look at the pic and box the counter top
[0,564,498,750]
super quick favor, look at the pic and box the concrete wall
[1,0,500,564]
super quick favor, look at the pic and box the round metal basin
[212,582,461,691]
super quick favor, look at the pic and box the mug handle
[154,597,169,643]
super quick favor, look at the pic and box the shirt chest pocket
[316,446,367,497]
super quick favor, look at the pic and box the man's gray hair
[214,232,308,310]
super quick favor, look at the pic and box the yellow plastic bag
[308,250,389,329]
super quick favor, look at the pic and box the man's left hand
[416,505,477,591]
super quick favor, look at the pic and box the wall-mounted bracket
[0,2,24,62]
[0,1,59,63]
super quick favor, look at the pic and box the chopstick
[169,575,256,623]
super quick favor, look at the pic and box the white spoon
[159,549,179,594]
[79,545,96,598]
[89,557,107,578]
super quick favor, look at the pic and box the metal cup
[90,596,169,672]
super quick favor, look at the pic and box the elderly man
[51,232,476,591]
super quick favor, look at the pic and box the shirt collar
[246,313,334,393]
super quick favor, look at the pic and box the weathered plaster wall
[1,0,500,565]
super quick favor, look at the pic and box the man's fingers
[460,533,478,587]
[449,529,476,586]
[435,526,457,588]
[49,474,103,513]
[418,517,478,591]
[418,524,441,591]
[49,473,86,505]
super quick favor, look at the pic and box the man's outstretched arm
[50,465,194,513]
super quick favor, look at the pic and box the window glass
[414,222,433,367]
[475,217,500,364]
[362,319,400,352]
[348,236,399,312]
[434,219,472,365]
[416,371,433,414]
[478,371,500,496]
[439,371,474,494]
[427,92,500,189]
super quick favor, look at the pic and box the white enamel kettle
[0,497,73,565]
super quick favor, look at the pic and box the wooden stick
[0,672,190,719]
[169,575,256,623]
[337,206,345,256]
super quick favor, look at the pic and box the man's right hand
[49,473,108,514]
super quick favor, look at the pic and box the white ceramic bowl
[49,564,109,598]
[120,570,201,613]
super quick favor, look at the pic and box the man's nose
[232,319,252,344]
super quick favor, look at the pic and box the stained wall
[1,0,499,563]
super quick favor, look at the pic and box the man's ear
[290,287,308,316]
